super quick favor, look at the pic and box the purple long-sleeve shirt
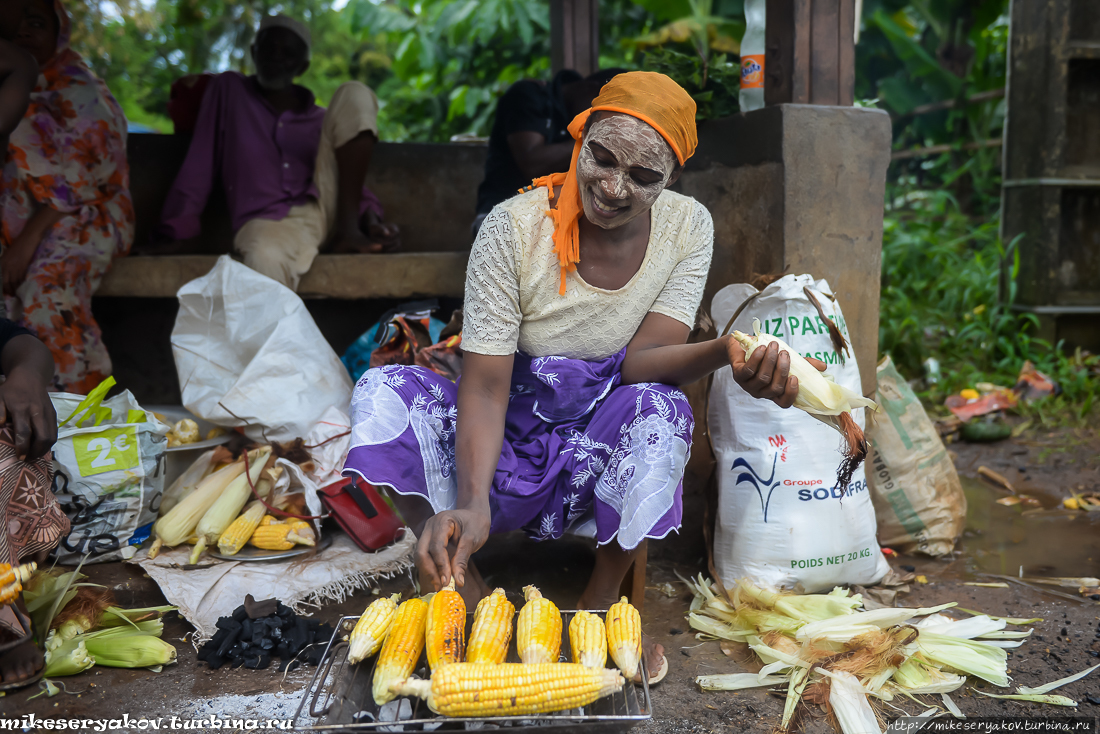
[158,72,382,241]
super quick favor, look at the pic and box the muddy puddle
[960,475,1100,579]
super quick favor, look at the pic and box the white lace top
[463,187,714,360]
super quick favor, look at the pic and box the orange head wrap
[528,71,698,294]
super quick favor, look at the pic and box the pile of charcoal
[197,594,335,672]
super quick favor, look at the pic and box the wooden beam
[550,0,599,77]
[765,0,856,106]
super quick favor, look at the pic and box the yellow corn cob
[190,448,272,563]
[467,588,514,664]
[0,562,36,606]
[217,499,267,556]
[606,596,641,679]
[259,515,281,526]
[348,593,401,664]
[517,585,562,664]
[373,597,428,706]
[569,610,607,669]
[391,662,624,717]
[426,579,466,671]
[148,460,246,558]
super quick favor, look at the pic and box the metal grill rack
[294,611,653,732]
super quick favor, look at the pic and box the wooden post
[550,0,599,77]
[765,0,856,106]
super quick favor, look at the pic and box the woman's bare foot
[576,591,665,681]
[0,599,42,687]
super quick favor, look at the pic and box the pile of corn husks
[684,575,1099,733]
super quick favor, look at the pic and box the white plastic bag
[50,379,170,563]
[171,256,353,443]
[708,274,888,592]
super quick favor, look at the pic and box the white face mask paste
[576,113,677,230]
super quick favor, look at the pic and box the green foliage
[641,47,739,120]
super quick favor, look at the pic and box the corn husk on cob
[606,597,641,679]
[517,585,562,664]
[373,597,428,705]
[148,459,246,558]
[426,579,466,671]
[467,588,514,664]
[216,465,284,555]
[348,593,401,664]
[569,610,607,669]
[731,318,879,492]
[0,561,36,606]
[159,448,218,516]
[190,447,273,564]
[685,575,1046,734]
[392,662,624,717]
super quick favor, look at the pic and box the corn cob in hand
[467,588,514,664]
[348,593,400,664]
[569,610,607,669]
[373,597,428,706]
[426,579,465,671]
[391,662,624,717]
[0,562,36,606]
[517,585,561,664]
[606,596,641,679]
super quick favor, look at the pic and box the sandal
[0,605,45,692]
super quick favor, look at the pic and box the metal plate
[294,611,653,732]
[147,405,232,452]
[208,534,332,562]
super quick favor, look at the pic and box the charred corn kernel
[373,597,428,705]
[426,579,466,671]
[606,596,641,679]
[391,662,624,717]
[0,562,36,606]
[217,500,267,555]
[569,611,607,669]
[467,588,514,664]
[517,585,562,664]
[348,593,401,664]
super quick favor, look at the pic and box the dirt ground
[3,426,1099,732]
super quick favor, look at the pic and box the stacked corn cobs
[147,447,317,563]
[685,575,1040,734]
[348,583,642,717]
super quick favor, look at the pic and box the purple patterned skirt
[343,349,692,550]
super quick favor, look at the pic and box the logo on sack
[732,453,780,522]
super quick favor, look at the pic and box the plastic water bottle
[739,0,766,112]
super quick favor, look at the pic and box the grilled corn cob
[373,597,428,705]
[348,593,400,664]
[0,562,36,606]
[517,585,562,664]
[467,588,514,664]
[149,460,246,558]
[426,579,466,671]
[569,610,607,669]
[249,520,316,551]
[190,448,272,563]
[391,662,624,716]
[606,596,641,679]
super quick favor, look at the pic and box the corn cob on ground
[0,562,36,606]
[391,662,624,717]
[467,588,514,664]
[373,597,428,705]
[517,585,562,664]
[426,579,466,671]
[606,596,641,679]
[348,593,401,664]
[569,610,607,669]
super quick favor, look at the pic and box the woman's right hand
[417,506,491,591]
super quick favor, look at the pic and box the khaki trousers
[234,81,380,290]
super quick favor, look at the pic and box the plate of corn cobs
[298,584,652,729]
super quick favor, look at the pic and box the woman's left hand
[727,337,826,409]
[1,236,36,296]
[0,364,56,461]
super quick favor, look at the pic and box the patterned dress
[344,188,713,550]
[0,0,133,393]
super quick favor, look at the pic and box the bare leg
[329,131,383,254]
[388,490,491,607]
[575,542,664,679]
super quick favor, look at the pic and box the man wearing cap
[156,15,400,289]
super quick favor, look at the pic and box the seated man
[156,15,399,289]
[472,68,623,237]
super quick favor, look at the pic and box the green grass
[878,176,1100,428]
